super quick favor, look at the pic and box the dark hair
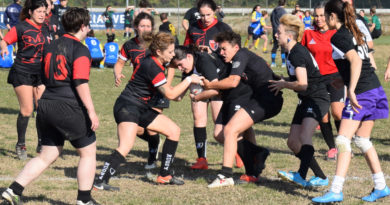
[20,0,48,21]
[197,0,217,11]
[139,0,151,8]
[325,0,364,45]
[61,7,90,33]
[134,12,154,29]
[252,5,260,12]
[172,45,199,62]
[215,31,241,48]
[87,29,95,37]
[312,1,327,30]
[107,35,115,43]
[147,32,175,56]
[279,0,286,6]
[105,5,111,11]
[160,13,168,21]
[370,6,376,14]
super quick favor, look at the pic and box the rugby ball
[190,84,203,95]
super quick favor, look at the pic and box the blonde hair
[146,32,175,56]
[280,14,305,42]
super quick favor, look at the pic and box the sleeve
[73,46,91,85]
[3,26,18,45]
[331,33,355,54]
[229,50,248,76]
[183,31,192,46]
[197,54,219,81]
[4,9,9,25]
[119,43,128,61]
[356,19,372,42]
[260,17,266,26]
[289,49,307,68]
[251,12,257,21]
[147,63,167,87]
[183,9,192,20]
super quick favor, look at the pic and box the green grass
[1,24,390,204]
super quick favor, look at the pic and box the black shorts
[105,22,113,29]
[291,97,330,124]
[148,92,170,109]
[371,29,382,39]
[104,62,115,68]
[242,88,283,123]
[37,99,96,148]
[248,26,254,35]
[114,96,159,128]
[216,94,251,125]
[124,23,132,29]
[7,69,43,87]
[323,72,345,103]
[91,58,104,67]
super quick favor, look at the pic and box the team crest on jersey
[209,40,218,51]
[232,61,240,69]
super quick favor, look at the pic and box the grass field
[1,26,390,204]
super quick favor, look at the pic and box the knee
[19,108,33,117]
[335,135,351,153]
[223,125,239,141]
[352,136,373,153]
[287,138,299,153]
[167,124,180,141]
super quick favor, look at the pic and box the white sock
[373,172,386,190]
[330,175,345,193]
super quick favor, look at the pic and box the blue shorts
[342,86,388,121]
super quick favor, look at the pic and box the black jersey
[3,19,50,74]
[159,21,177,37]
[287,43,326,99]
[41,34,91,105]
[184,19,232,52]
[53,5,68,36]
[230,48,276,91]
[45,12,59,40]
[120,55,167,107]
[119,37,149,71]
[331,25,380,94]
[183,7,201,26]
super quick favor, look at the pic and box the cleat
[144,162,157,170]
[281,63,286,68]
[253,148,270,177]
[15,144,27,160]
[308,176,329,187]
[157,175,184,185]
[2,188,23,205]
[191,157,208,170]
[271,63,276,68]
[312,191,343,203]
[76,198,100,205]
[327,148,338,160]
[36,144,42,154]
[277,171,308,187]
[93,182,120,191]
[362,186,390,202]
[236,174,258,184]
[208,174,234,188]
[235,154,244,168]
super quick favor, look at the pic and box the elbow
[296,84,308,92]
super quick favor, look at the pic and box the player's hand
[198,45,212,54]
[202,78,211,89]
[347,89,362,113]
[268,79,285,96]
[190,74,204,85]
[88,110,99,131]
[114,73,125,87]
[330,77,344,89]
[384,67,390,82]
[0,47,9,59]
[189,93,197,102]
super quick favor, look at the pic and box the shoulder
[216,21,232,31]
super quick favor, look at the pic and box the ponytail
[343,2,364,45]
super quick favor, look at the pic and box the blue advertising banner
[0,11,127,30]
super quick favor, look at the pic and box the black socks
[148,134,160,164]
[97,150,126,184]
[194,127,207,159]
[9,181,24,196]
[319,121,336,149]
[221,166,233,178]
[77,190,91,203]
[16,113,29,145]
[160,139,178,177]
[296,145,315,179]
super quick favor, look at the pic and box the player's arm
[114,58,126,87]
[0,26,17,57]
[384,56,390,82]
[182,19,189,32]
[345,49,363,112]
[269,67,308,95]
[157,74,203,100]
[202,74,240,90]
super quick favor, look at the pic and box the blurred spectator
[4,0,23,30]
[359,9,370,24]
[103,35,119,68]
[53,0,69,36]
[216,5,225,22]
[84,30,104,69]
[182,0,201,32]
[135,0,158,16]
[294,4,303,20]
[101,5,116,39]
[159,13,179,45]
[303,10,313,30]
[124,6,135,38]
[369,6,382,39]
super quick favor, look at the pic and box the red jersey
[301,29,338,75]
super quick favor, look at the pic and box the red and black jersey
[119,37,150,71]
[41,34,91,105]
[184,18,231,52]
[301,29,338,75]
[120,55,167,107]
[44,12,59,40]
[3,19,50,74]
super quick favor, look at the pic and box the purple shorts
[342,86,389,121]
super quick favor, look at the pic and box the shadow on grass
[255,177,319,198]
[0,188,71,205]
[253,129,287,139]
[260,120,291,127]
[0,107,19,115]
